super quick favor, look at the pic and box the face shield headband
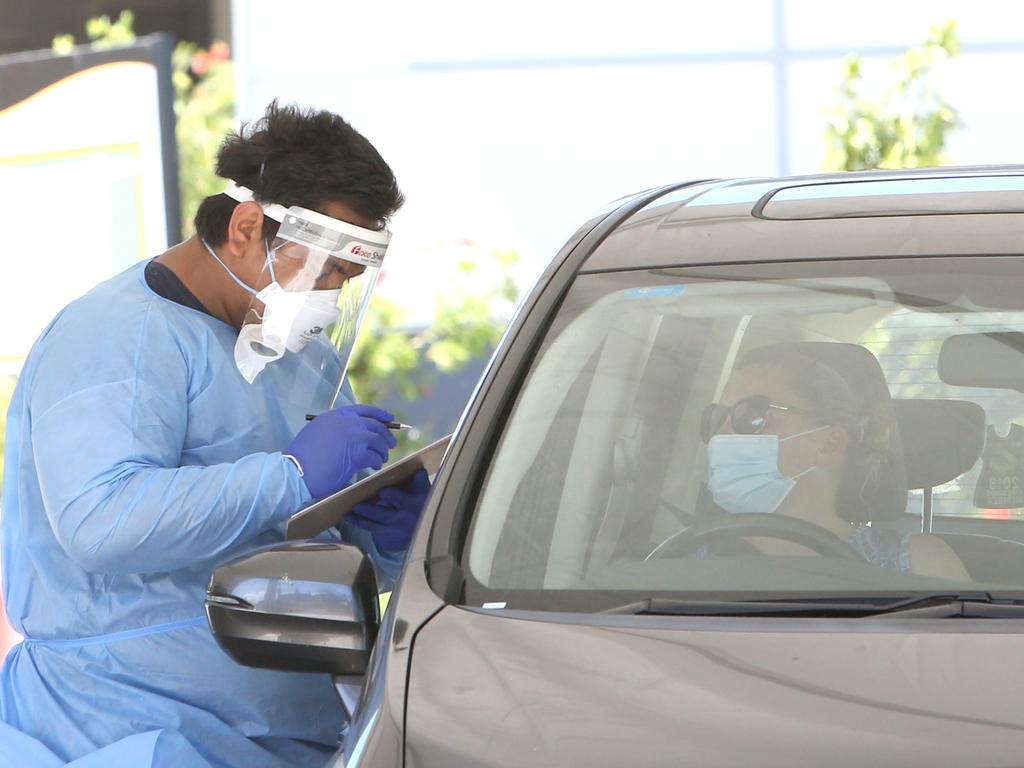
[217,182,390,411]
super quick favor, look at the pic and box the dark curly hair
[194,100,404,245]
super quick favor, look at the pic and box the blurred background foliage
[824,20,960,171]
[53,10,236,237]
[171,38,235,238]
[348,248,520,451]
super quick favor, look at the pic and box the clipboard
[285,433,452,540]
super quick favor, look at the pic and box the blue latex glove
[347,468,431,553]
[285,404,397,498]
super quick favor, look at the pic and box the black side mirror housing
[205,541,379,675]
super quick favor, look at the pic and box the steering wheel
[648,513,868,561]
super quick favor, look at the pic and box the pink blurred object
[0,596,20,659]
[982,508,1013,520]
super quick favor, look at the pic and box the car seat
[893,397,1024,583]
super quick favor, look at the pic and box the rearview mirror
[939,332,1024,392]
[205,541,379,675]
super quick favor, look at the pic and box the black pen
[305,413,412,430]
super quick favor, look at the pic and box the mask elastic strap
[264,240,279,284]
[779,424,830,443]
[792,464,817,481]
[782,424,830,481]
[202,238,259,297]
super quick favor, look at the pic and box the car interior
[464,258,1024,602]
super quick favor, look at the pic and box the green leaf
[51,34,75,54]
[822,22,960,172]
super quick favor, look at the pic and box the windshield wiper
[602,598,884,617]
[867,592,1024,618]
[601,592,1024,618]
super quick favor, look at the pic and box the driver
[702,344,968,576]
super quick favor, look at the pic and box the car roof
[581,166,1024,272]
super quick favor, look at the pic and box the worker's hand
[347,469,431,553]
[285,404,397,499]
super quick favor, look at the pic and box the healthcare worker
[0,101,429,767]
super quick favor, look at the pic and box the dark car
[207,167,1024,767]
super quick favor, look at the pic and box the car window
[461,257,1024,610]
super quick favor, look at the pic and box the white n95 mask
[233,284,342,383]
[257,283,342,354]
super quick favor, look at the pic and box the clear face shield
[222,183,389,408]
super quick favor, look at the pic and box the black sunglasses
[700,395,816,443]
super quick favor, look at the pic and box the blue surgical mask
[706,426,827,514]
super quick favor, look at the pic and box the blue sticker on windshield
[624,285,686,299]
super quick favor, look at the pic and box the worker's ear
[224,201,267,261]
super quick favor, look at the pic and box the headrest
[743,342,907,522]
[893,399,985,489]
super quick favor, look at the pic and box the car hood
[405,606,1024,767]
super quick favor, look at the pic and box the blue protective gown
[0,262,402,767]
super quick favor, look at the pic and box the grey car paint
[290,169,1024,766]
[405,608,1024,767]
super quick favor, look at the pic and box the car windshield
[461,256,1024,611]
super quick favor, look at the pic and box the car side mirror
[205,541,379,676]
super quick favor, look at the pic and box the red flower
[191,50,210,76]
[209,41,230,62]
